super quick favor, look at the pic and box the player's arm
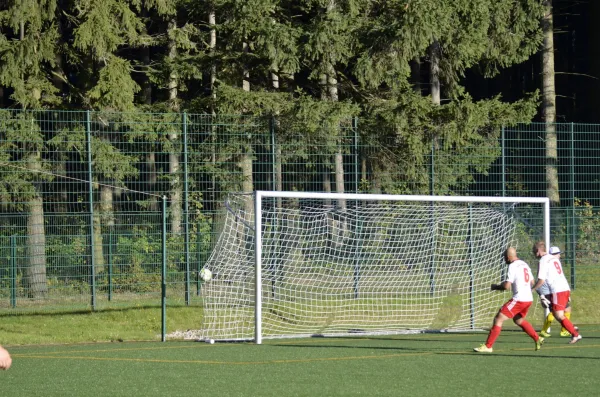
[532,278,545,291]
[491,281,511,291]
[0,345,11,370]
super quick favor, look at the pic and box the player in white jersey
[537,246,576,337]
[474,247,543,353]
[532,241,581,344]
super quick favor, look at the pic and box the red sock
[518,320,539,341]
[486,325,502,348]
[560,318,579,337]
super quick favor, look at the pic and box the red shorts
[500,299,532,319]
[552,291,571,312]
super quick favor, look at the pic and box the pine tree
[68,0,148,270]
[541,0,559,206]
[0,0,63,297]
[71,0,146,110]
[350,0,544,194]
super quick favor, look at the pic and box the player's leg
[541,312,553,337]
[560,305,573,337]
[514,315,539,341]
[485,313,506,347]
[553,309,580,341]
[540,294,553,336]
[474,301,514,353]
[474,310,508,352]
[513,303,543,350]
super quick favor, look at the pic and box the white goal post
[199,191,550,344]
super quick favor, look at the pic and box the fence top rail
[255,191,551,205]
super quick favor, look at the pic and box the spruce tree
[350,0,544,194]
[69,0,147,269]
[0,0,63,297]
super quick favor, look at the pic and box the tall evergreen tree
[300,0,366,206]
[69,0,147,269]
[350,0,544,194]
[0,0,63,297]
[541,0,559,206]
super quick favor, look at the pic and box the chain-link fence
[0,110,598,314]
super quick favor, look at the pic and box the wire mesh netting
[0,110,599,317]
[197,193,547,341]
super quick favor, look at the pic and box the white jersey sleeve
[505,259,534,302]
[537,254,570,293]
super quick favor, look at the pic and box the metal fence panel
[1,111,599,315]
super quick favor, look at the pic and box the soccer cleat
[569,334,582,344]
[561,326,579,337]
[535,337,545,351]
[473,344,493,353]
[539,330,551,338]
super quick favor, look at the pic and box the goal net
[198,191,549,343]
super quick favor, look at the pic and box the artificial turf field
[3,327,600,396]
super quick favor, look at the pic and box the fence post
[468,205,475,329]
[108,227,113,301]
[10,235,17,308]
[501,126,506,197]
[197,226,202,295]
[182,112,191,305]
[353,117,359,193]
[570,122,576,289]
[86,110,97,310]
[429,140,435,195]
[271,116,276,192]
[161,195,168,342]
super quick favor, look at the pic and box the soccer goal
[198,191,550,344]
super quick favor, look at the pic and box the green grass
[0,287,598,345]
[2,330,599,396]
[1,289,599,396]
[0,305,204,344]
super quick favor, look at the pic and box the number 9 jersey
[537,254,570,294]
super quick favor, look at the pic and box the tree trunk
[141,44,152,106]
[208,9,219,245]
[542,0,560,206]
[209,11,217,99]
[22,19,47,296]
[241,40,254,215]
[146,151,158,211]
[429,40,441,195]
[168,18,182,234]
[88,183,113,274]
[429,41,441,106]
[26,152,48,297]
[271,55,283,203]
[52,21,69,212]
[141,40,158,211]
[322,162,332,207]
[324,0,345,210]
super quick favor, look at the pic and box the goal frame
[253,191,550,344]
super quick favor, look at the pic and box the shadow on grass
[0,304,201,318]
[269,343,430,352]
[449,352,600,360]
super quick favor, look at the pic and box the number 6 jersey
[505,259,534,302]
